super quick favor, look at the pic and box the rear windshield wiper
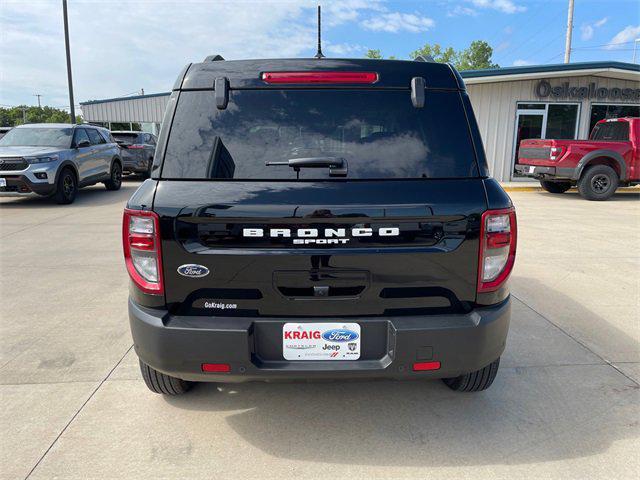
[266,157,348,178]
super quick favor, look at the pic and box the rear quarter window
[161,89,479,180]
[590,122,630,141]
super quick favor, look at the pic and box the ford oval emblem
[177,264,210,278]
[322,329,359,342]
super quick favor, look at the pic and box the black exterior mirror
[76,139,91,148]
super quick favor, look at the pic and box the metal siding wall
[467,74,640,181]
[81,95,170,124]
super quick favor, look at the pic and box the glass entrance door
[512,103,579,178]
[514,111,545,175]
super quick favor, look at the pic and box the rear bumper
[121,152,148,173]
[515,164,576,180]
[129,297,511,382]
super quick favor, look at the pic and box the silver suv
[0,123,122,204]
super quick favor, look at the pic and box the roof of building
[81,92,170,106]
[460,61,639,84]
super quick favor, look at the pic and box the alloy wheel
[591,174,610,193]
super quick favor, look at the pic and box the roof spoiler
[204,54,225,62]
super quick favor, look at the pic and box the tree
[365,49,397,60]
[457,41,499,70]
[0,106,81,127]
[409,40,499,71]
[365,49,382,59]
[410,43,457,64]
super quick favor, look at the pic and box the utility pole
[634,39,640,64]
[33,94,42,108]
[21,107,27,124]
[62,0,76,124]
[564,0,574,63]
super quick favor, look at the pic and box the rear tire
[53,168,78,204]
[577,164,618,201]
[139,360,193,395]
[540,180,571,194]
[442,357,500,392]
[104,161,122,191]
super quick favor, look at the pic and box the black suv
[124,57,516,395]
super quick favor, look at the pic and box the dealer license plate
[0,178,6,188]
[283,322,361,361]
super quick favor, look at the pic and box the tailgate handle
[313,286,329,297]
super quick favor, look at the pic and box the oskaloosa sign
[535,80,640,101]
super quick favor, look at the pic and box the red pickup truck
[516,117,639,200]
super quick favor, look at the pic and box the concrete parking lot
[1,182,638,480]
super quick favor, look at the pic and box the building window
[513,102,579,177]
[589,104,640,133]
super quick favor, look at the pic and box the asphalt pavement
[1,181,638,480]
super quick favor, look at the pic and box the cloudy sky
[1,0,638,111]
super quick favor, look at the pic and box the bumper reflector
[201,363,231,373]
[413,361,441,371]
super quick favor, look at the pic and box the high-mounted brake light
[127,144,144,149]
[477,207,517,293]
[123,209,164,295]
[261,71,378,84]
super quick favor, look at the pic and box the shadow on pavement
[0,180,142,209]
[538,190,640,202]
[163,280,639,468]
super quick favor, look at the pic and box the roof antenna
[315,5,324,59]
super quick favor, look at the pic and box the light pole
[564,0,575,63]
[62,0,75,124]
[33,94,42,108]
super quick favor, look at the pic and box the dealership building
[80,60,639,181]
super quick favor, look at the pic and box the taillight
[477,207,517,293]
[127,144,144,149]
[123,208,163,295]
[550,146,563,160]
[261,71,378,84]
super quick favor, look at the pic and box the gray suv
[111,131,156,178]
[0,123,122,204]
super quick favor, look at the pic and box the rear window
[113,133,140,144]
[590,122,629,141]
[161,89,479,180]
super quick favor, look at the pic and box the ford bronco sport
[124,57,516,395]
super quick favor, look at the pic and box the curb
[501,186,640,193]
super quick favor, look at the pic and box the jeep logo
[242,227,399,245]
